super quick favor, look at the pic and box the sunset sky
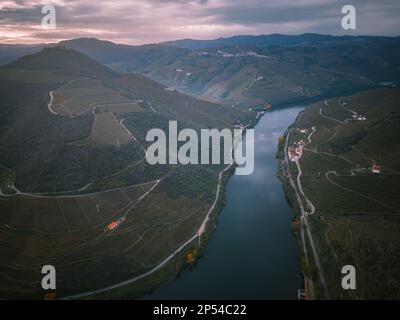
[1,0,399,45]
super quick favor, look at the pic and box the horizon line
[2,32,400,47]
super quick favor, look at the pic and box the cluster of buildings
[288,140,305,162]
[352,114,367,121]
[195,50,269,59]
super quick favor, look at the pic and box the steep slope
[6,35,397,110]
[0,47,254,298]
[7,45,117,79]
[146,40,400,108]
[278,88,400,299]
[0,46,249,192]
[0,47,137,192]
[60,38,190,73]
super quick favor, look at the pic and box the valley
[3,35,400,111]
[62,35,400,109]
[0,46,253,299]
[0,34,399,300]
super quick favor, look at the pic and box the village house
[372,164,382,174]
[298,128,309,134]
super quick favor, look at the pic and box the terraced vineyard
[0,46,254,299]
[280,88,400,299]
[0,181,157,232]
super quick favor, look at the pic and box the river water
[147,106,304,299]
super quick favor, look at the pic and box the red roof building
[107,221,119,231]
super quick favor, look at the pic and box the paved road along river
[147,106,304,299]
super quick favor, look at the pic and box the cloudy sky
[1,0,400,44]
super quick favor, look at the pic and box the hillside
[278,88,400,299]
[0,46,250,191]
[7,46,117,79]
[0,46,138,192]
[0,47,252,298]
[145,40,400,108]
[60,38,190,73]
[0,38,189,74]
[3,36,400,110]
[59,36,400,109]
[162,33,400,50]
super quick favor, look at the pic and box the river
[146,106,304,299]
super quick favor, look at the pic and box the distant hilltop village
[195,49,270,59]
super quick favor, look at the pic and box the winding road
[284,119,330,299]
[61,125,249,299]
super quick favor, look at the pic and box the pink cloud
[1,0,399,44]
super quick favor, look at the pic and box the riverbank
[75,126,251,299]
[85,90,387,300]
[77,107,303,300]
[277,108,330,300]
[276,123,315,300]
[80,164,236,299]
[145,107,302,299]
[276,88,400,299]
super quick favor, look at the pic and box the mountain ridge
[6,45,117,79]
